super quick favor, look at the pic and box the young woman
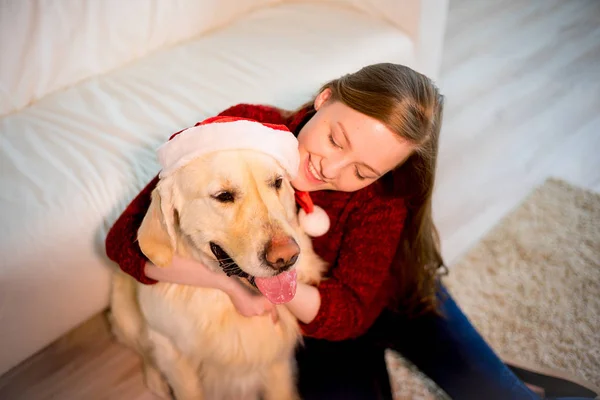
[106,63,595,400]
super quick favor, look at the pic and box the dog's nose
[264,236,300,271]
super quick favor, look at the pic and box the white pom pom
[298,205,330,237]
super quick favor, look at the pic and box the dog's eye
[213,191,235,203]
[273,177,283,190]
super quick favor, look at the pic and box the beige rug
[386,178,600,400]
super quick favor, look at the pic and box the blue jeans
[295,285,552,400]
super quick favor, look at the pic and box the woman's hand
[144,256,277,322]
[226,279,279,323]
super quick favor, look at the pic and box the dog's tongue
[254,269,297,304]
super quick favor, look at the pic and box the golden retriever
[109,149,326,400]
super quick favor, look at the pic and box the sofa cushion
[0,0,280,117]
[0,2,415,375]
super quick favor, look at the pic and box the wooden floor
[1,1,599,399]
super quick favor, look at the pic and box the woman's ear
[314,88,332,110]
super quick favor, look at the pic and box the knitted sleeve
[105,175,160,284]
[299,192,407,341]
[104,104,287,284]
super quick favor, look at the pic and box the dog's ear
[137,181,178,268]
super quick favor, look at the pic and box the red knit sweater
[105,104,407,341]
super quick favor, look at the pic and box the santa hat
[294,190,330,237]
[156,116,330,237]
[157,116,299,180]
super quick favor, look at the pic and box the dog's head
[138,149,301,302]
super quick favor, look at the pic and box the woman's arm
[105,175,160,284]
[293,191,407,341]
[144,255,232,288]
[145,256,278,320]
[282,281,321,324]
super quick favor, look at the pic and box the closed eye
[328,133,342,149]
[354,168,366,180]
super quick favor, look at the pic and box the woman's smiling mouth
[307,156,324,183]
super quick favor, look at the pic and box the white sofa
[0,0,448,375]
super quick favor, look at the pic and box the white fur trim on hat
[157,119,299,179]
[298,205,330,237]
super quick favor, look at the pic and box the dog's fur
[109,150,326,400]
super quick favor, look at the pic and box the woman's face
[292,89,414,192]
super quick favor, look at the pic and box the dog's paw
[144,363,172,399]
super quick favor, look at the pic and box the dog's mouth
[209,241,249,279]
[209,242,297,304]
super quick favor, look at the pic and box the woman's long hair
[304,63,447,316]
